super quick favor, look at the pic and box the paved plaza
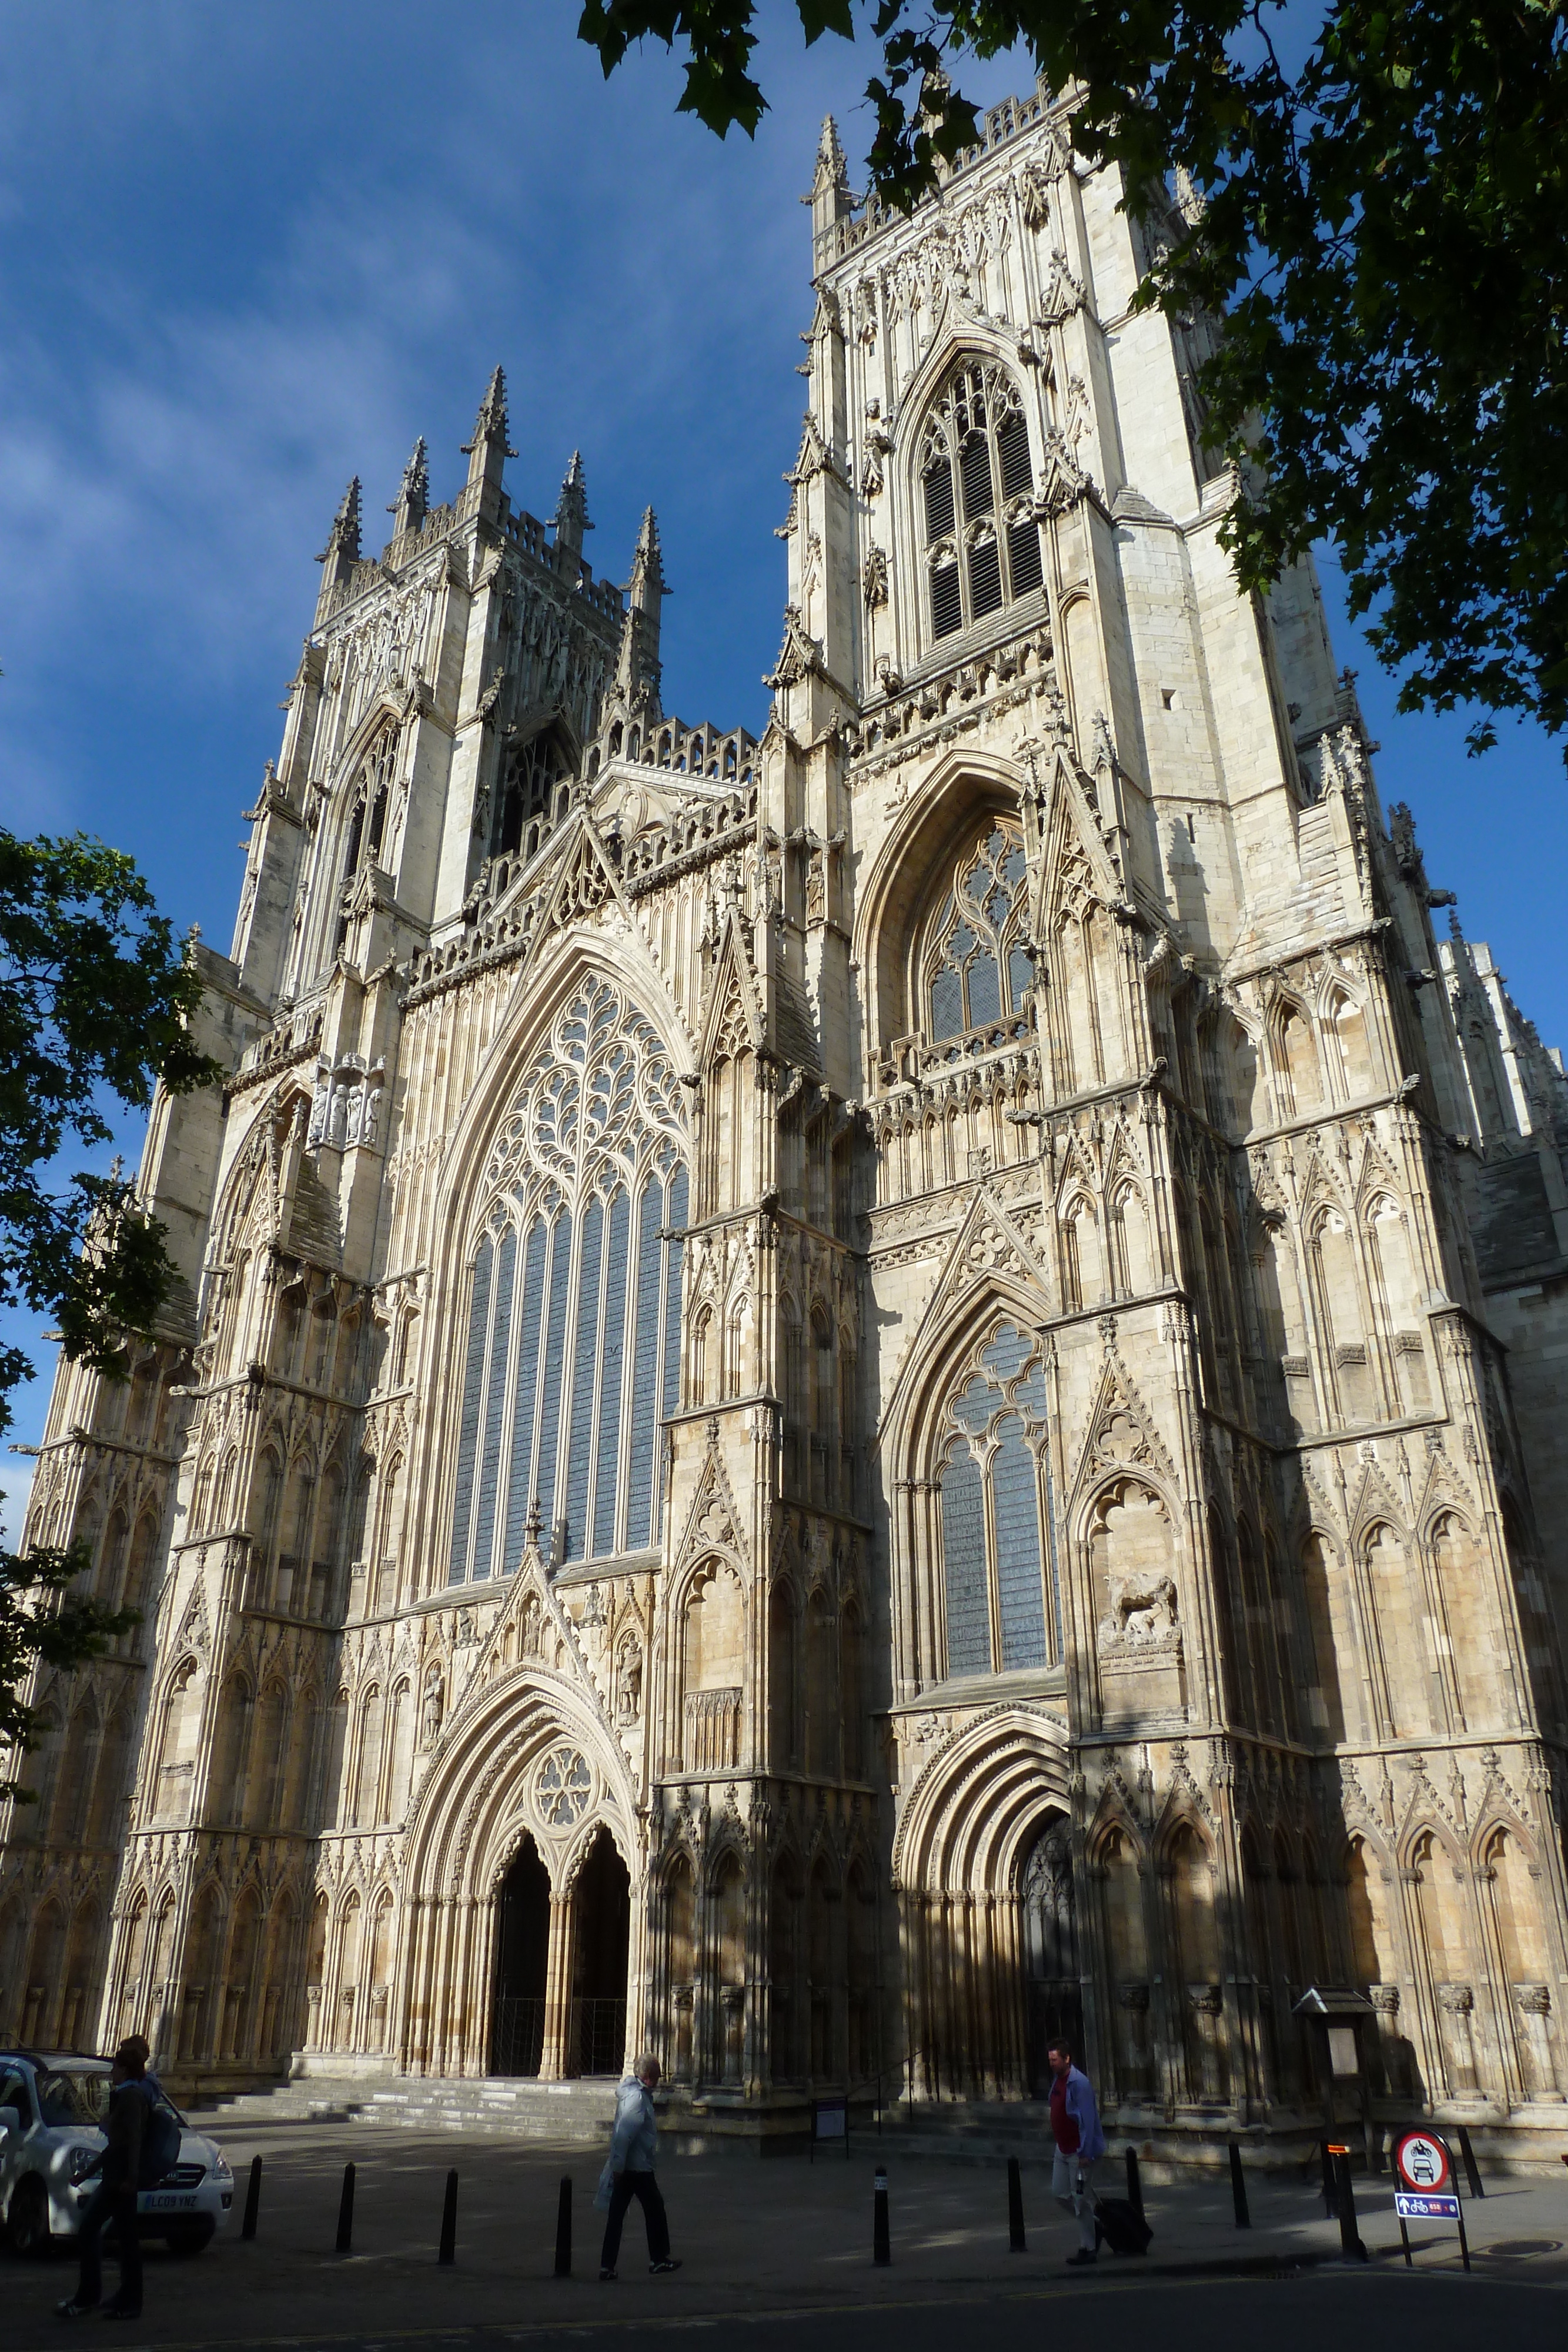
[9,2119,1568,2350]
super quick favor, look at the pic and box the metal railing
[571,1997,627,2079]
[492,1996,545,2078]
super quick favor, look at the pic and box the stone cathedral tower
[8,83,1568,2160]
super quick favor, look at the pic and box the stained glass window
[919,362,1044,642]
[448,978,688,1583]
[922,820,1033,1043]
[935,1321,1057,1675]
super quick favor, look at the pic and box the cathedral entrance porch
[397,1674,644,2083]
[490,1825,630,2080]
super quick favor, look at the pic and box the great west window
[448,978,688,1583]
[920,361,1044,642]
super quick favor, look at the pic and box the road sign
[1393,2129,1453,2194]
[1390,2130,1470,2273]
[1395,2191,1461,2220]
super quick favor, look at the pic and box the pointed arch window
[937,1321,1058,1676]
[448,977,688,1584]
[920,360,1044,643]
[920,818,1034,1043]
[492,720,576,861]
[335,728,397,954]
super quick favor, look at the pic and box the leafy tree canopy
[0,828,223,1792]
[578,0,1568,755]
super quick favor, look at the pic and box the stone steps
[365,2079,618,2141]
[190,2075,620,2144]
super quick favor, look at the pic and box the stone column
[1514,1984,1563,2101]
[1188,1983,1225,2103]
[1436,1982,1480,2096]
[1368,1983,1405,2096]
[540,1895,575,2080]
[1116,1983,1151,2102]
[673,1983,694,2083]
[720,1985,745,2086]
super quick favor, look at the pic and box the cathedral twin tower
[8,86,1568,2157]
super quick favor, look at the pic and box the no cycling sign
[1392,2128,1470,2269]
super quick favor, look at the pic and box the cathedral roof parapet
[814,76,1064,273]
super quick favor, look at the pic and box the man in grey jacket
[599,2054,681,2281]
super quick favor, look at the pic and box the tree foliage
[577,0,1568,754]
[0,1544,136,1803]
[0,828,223,1788]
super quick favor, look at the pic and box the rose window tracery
[533,1743,592,1829]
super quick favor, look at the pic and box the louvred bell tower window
[920,361,1044,644]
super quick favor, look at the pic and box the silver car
[0,2051,234,2257]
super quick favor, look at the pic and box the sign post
[810,2096,849,2163]
[1392,2128,1470,2273]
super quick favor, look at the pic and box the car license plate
[143,2193,198,2211]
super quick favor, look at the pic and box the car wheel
[8,2176,52,2258]
[165,2220,215,2258]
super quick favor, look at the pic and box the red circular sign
[1393,2129,1452,2194]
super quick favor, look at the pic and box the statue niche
[1089,1478,1185,1723]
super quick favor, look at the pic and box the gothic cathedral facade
[8,85,1568,2156]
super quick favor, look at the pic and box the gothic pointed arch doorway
[1019,1811,1081,2093]
[571,1828,630,2077]
[492,1836,551,2076]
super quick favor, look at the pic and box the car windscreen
[35,2069,112,2128]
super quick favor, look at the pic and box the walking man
[599,2053,682,2281]
[56,2037,153,2320]
[1047,2036,1105,2267]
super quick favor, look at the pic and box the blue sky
[1,1,1563,1515]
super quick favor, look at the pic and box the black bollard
[554,2175,573,2278]
[240,2154,262,2242]
[1331,2150,1366,2262]
[873,2167,890,2267]
[1319,2139,1338,2217]
[1007,2156,1026,2253]
[1455,2124,1485,2199]
[438,2168,458,2267]
[335,2161,355,2254]
[1229,2140,1251,2230]
[1125,2146,1145,2229]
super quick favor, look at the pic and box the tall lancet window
[920,818,1034,1042]
[448,978,688,1584]
[334,727,398,954]
[937,1322,1057,1675]
[920,360,1044,643]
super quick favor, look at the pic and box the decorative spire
[553,449,592,560]
[316,478,362,589]
[628,505,668,604]
[808,115,854,246]
[813,115,849,195]
[613,507,669,717]
[461,365,516,508]
[387,436,429,537]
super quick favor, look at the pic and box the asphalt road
[8,2116,1568,2351]
[11,2269,1568,2352]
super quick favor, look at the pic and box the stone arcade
[8,85,1568,2159]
